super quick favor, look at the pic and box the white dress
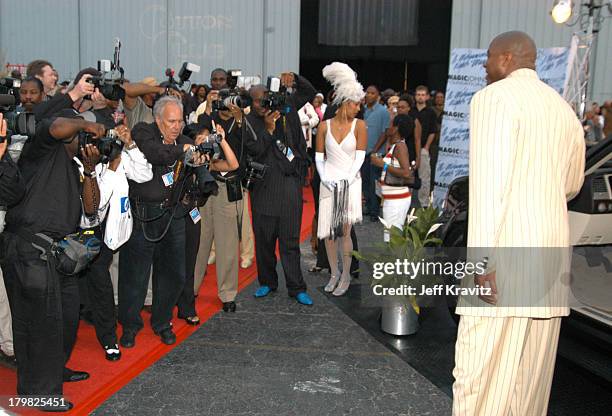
[318,119,363,239]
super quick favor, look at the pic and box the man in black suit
[246,73,316,305]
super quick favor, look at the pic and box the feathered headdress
[322,62,365,106]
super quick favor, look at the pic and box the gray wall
[0,0,300,84]
[450,0,612,104]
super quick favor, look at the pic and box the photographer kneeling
[118,96,212,347]
[246,73,316,305]
[193,95,250,313]
[2,114,105,412]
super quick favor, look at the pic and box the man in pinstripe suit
[451,31,585,416]
[246,73,317,305]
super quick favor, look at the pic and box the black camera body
[164,62,200,92]
[0,77,20,97]
[1,90,36,140]
[78,128,124,164]
[212,88,251,112]
[87,76,125,102]
[244,159,267,190]
[262,76,290,114]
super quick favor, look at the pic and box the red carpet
[0,188,315,415]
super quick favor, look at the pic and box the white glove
[346,150,366,185]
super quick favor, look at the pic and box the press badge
[162,172,174,187]
[286,147,295,162]
[189,208,201,224]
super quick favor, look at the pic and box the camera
[0,77,21,97]
[261,76,290,115]
[78,128,124,164]
[164,62,200,92]
[244,158,267,190]
[1,91,36,139]
[211,88,252,112]
[194,130,222,158]
[88,38,126,101]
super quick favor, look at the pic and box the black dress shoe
[63,368,90,382]
[222,301,236,313]
[0,350,16,370]
[40,400,74,412]
[120,330,137,348]
[154,328,176,345]
[104,344,122,361]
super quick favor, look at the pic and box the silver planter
[380,295,419,336]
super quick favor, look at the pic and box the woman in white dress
[315,62,367,296]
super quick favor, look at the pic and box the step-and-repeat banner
[432,47,571,207]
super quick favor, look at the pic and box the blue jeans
[118,205,186,334]
[361,156,381,216]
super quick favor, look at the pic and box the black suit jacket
[246,74,316,217]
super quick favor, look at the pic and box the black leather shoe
[63,368,90,382]
[154,328,176,345]
[222,301,236,313]
[120,330,137,348]
[104,344,122,361]
[0,350,16,370]
[40,400,73,412]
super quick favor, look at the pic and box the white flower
[426,223,443,238]
[406,208,417,225]
[379,217,391,229]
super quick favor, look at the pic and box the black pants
[176,217,201,318]
[311,162,360,275]
[118,206,186,334]
[2,235,79,396]
[252,209,307,296]
[81,242,117,348]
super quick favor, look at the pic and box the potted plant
[354,206,443,335]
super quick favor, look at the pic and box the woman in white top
[315,62,367,296]
[371,114,415,242]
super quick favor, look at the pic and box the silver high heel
[324,274,340,292]
[332,275,351,296]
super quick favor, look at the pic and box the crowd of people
[0,56,446,410]
[1,33,603,412]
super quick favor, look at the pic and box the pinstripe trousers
[452,315,561,416]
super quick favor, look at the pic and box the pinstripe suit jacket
[456,69,585,318]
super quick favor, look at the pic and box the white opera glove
[346,150,366,185]
[315,152,336,191]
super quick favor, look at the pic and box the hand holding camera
[0,114,7,158]
[264,110,280,134]
[80,143,101,173]
[280,72,295,88]
[82,121,106,139]
[69,74,95,102]
[91,88,107,110]
[114,124,133,147]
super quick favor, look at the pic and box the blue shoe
[254,285,272,298]
[296,292,313,306]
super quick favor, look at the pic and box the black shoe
[154,328,176,345]
[0,350,16,370]
[222,301,236,313]
[40,400,74,412]
[63,368,90,382]
[120,329,137,348]
[104,344,122,361]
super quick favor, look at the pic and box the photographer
[118,96,209,348]
[246,73,316,305]
[1,114,105,412]
[193,96,251,313]
[177,119,236,320]
[122,77,182,129]
[0,114,24,369]
[79,124,153,361]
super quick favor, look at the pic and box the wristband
[83,170,97,179]
[126,142,137,150]
[383,162,389,173]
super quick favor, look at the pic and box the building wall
[0,0,299,85]
[450,0,611,104]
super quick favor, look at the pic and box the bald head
[484,31,537,84]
